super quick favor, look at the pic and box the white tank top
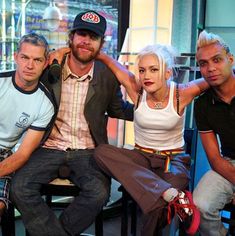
[134,81,185,150]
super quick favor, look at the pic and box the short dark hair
[17,33,50,58]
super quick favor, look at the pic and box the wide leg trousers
[95,144,190,236]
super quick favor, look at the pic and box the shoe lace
[167,194,197,224]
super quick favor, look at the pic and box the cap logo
[81,12,100,24]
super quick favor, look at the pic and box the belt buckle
[155,150,162,155]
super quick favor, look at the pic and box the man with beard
[10,11,133,236]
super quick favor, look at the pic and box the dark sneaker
[167,190,200,235]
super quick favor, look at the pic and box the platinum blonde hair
[135,44,177,82]
[197,30,230,54]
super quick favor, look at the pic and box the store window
[0,0,120,71]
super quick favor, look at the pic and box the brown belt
[134,144,185,172]
[134,144,184,155]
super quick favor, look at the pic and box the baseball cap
[70,10,107,37]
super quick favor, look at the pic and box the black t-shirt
[194,89,235,159]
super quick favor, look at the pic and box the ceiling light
[43,1,62,32]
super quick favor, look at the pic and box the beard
[71,43,100,64]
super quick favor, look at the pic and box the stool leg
[121,190,129,236]
[230,207,235,235]
[130,201,137,236]
[45,195,53,207]
[1,203,15,236]
[95,211,103,236]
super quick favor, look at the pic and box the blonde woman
[94,44,209,236]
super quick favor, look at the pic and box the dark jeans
[10,147,110,236]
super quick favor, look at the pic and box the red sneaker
[167,190,200,235]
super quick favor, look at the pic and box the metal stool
[1,203,15,236]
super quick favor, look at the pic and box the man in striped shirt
[11,10,133,236]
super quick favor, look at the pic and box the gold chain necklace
[152,88,169,109]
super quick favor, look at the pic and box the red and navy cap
[70,10,107,37]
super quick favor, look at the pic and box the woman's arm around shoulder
[97,52,140,105]
[178,78,209,107]
[49,47,71,65]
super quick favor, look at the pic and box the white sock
[162,188,179,202]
